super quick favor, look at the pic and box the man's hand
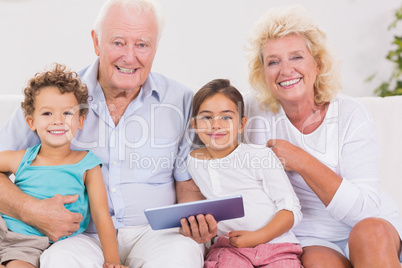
[180,214,217,244]
[26,194,83,242]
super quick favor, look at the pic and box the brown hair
[192,79,244,119]
[21,63,89,116]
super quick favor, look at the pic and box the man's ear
[91,30,100,56]
[190,117,198,133]
[25,115,36,131]
[238,116,248,134]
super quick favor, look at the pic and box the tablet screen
[144,195,244,230]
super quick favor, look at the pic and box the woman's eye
[268,61,278,67]
[291,56,303,60]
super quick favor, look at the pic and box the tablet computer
[144,195,244,230]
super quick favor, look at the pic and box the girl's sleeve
[259,149,303,227]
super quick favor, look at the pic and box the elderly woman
[243,5,402,268]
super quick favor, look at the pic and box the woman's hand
[267,139,305,172]
[268,139,342,206]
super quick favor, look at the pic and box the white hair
[93,0,166,44]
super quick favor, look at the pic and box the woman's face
[261,35,320,107]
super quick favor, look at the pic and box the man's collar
[141,73,161,102]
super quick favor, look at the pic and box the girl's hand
[103,263,128,268]
[180,214,218,244]
[267,139,305,171]
[226,230,260,248]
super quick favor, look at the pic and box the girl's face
[25,86,85,149]
[191,93,247,157]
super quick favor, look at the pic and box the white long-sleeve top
[187,143,302,244]
[244,94,402,241]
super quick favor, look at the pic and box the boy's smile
[25,86,85,149]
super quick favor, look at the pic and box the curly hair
[245,5,342,113]
[21,63,89,116]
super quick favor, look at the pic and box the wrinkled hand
[226,230,260,248]
[29,194,83,242]
[180,214,218,244]
[267,139,305,171]
[103,263,128,268]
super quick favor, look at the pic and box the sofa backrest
[357,96,402,211]
[0,95,23,128]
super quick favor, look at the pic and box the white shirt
[244,94,402,240]
[187,143,301,244]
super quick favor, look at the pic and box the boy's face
[191,93,247,157]
[25,86,85,149]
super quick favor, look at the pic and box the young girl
[0,64,127,268]
[188,79,303,267]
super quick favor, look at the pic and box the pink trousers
[204,236,303,268]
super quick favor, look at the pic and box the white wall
[0,0,401,96]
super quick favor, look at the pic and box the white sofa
[1,94,402,261]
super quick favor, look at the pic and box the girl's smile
[191,93,247,159]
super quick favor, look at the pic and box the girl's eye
[64,111,73,116]
[222,116,232,120]
[42,112,51,116]
[201,116,212,120]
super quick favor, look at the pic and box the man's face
[92,5,159,95]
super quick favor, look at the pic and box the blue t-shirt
[1,144,102,241]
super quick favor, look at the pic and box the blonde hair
[245,5,342,112]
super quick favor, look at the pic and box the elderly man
[0,0,216,267]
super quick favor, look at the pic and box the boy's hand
[226,230,261,248]
[103,263,128,268]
